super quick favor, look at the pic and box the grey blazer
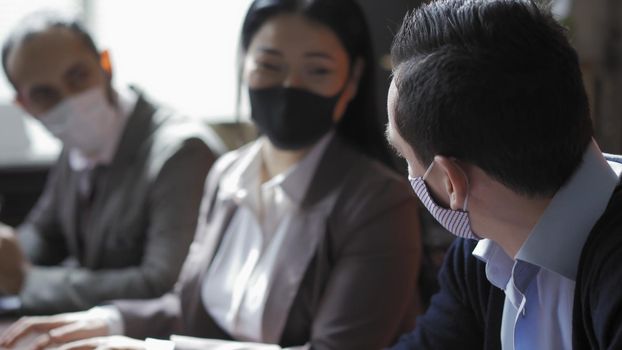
[17,91,220,314]
[115,137,422,350]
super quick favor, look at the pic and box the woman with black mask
[0,1,422,349]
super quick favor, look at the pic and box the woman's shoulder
[324,139,415,218]
[208,141,257,177]
[200,141,258,201]
[322,139,420,255]
[333,139,410,196]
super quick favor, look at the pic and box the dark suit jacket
[114,137,422,350]
[390,183,622,350]
[17,90,220,314]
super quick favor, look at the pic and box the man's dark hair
[2,11,99,88]
[391,0,592,197]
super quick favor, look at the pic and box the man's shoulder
[150,111,223,154]
[445,238,489,280]
[124,102,219,182]
[575,183,622,303]
[129,92,225,157]
[574,183,622,348]
[423,237,494,299]
[581,184,622,267]
[393,238,503,350]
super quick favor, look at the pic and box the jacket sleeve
[18,138,215,314]
[111,149,239,340]
[17,155,70,266]
[389,238,495,350]
[575,236,622,349]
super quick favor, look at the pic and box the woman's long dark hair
[238,0,394,167]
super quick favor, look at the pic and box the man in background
[0,11,223,315]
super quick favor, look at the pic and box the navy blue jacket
[392,183,622,350]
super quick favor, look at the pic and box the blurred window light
[89,0,253,122]
[0,0,253,122]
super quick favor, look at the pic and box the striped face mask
[409,162,481,240]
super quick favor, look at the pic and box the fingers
[26,318,109,350]
[51,321,106,344]
[30,333,52,350]
[0,316,68,348]
[57,337,102,350]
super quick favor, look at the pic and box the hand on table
[0,310,109,350]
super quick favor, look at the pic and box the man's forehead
[7,28,94,87]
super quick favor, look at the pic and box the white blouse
[96,132,333,349]
[202,132,334,342]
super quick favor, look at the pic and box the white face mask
[37,86,118,158]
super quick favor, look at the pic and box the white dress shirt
[473,140,622,350]
[202,131,334,342]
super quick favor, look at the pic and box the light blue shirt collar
[473,141,620,350]
[474,141,620,281]
[473,239,514,290]
[516,140,619,280]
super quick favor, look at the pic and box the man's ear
[13,92,34,116]
[434,155,469,211]
[13,94,24,108]
[100,50,113,78]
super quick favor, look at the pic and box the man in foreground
[386,0,622,348]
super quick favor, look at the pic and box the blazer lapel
[183,198,239,335]
[59,164,82,260]
[195,199,239,285]
[82,94,156,267]
[261,138,356,343]
[260,198,335,343]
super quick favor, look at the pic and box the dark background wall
[357,0,453,307]
[572,0,622,154]
[358,0,423,125]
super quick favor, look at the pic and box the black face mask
[249,87,341,150]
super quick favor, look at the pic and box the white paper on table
[170,335,281,350]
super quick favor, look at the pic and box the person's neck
[260,140,309,183]
[475,183,553,259]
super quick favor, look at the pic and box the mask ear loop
[454,162,470,212]
[17,87,31,109]
[422,161,435,180]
